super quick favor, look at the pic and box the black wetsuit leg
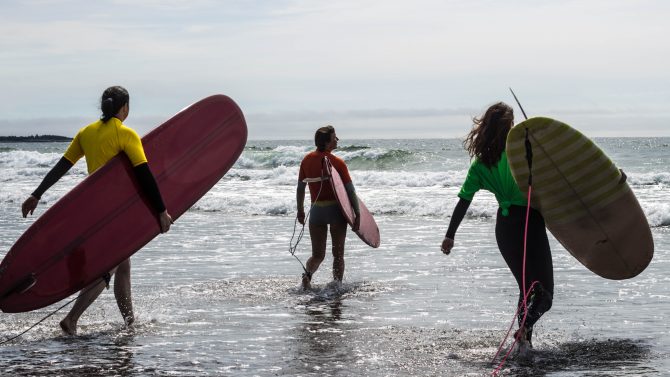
[495,205,554,341]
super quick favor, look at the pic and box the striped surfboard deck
[506,117,653,280]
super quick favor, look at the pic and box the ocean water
[0,138,669,376]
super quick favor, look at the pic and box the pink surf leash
[491,186,539,376]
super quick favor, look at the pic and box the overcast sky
[1,0,669,139]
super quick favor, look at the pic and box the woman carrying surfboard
[296,126,360,290]
[21,86,172,335]
[440,102,553,352]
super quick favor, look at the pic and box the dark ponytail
[100,86,129,122]
[314,125,335,151]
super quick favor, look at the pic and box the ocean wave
[189,197,495,220]
[4,172,665,228]
[354,170,466,187]
[2,146,667,227]
[644,202,670,227]
[0,149,62,169]
[1,143,453,174]
[367,198,495,218]
[223,167,467,188]
[236,144,421,170]
[341,149,416,170]
[190,189,295,216]
[188,180,667,228]
[235,145,311,169]
[227,160,670,189]
[244,145,274,151]
[627,172,670,186]
[338,145,371,151]
[225,166,298,185]
[187,190,668,230]
[184,181,496,220]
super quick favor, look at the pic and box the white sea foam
[353,170,466,188]
[237,144,433,171]
[627,171,670,186]
[644,202,670,227]
[0,150,62,169]
[0,150,88,176]
[224,167,467,188]
[2,142,668,227]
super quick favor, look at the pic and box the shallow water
[1,139,669,376]
[1,213,668,376]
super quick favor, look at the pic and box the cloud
[1,0,669,137]
[249,107,479,122]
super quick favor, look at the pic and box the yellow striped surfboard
[506,117,653,280]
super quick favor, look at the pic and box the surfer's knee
[309,253,325,264]
[116,259,131,274]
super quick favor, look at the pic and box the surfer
[440,102,553,352]
[296,125,360,290]
[21,86,173,335]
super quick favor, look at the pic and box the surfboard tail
[0,274,37,311]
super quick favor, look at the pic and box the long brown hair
[463,102,514,167]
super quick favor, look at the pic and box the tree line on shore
[0,135,71,142]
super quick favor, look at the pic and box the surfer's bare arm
[133,162,172,233]
[345,182,361,231]
[22,157,74,217]
[442,198,471,254]
[296,181,306,224]
[344,183,360,216]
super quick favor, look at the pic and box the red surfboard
[324,157,380,248]
[0,95,247,313]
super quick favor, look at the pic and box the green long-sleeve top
[458,152,527,216]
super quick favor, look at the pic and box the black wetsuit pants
[496,205,553,339]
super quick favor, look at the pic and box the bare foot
[59,319,76,336]
[301,273,311,291]
[326,279,343,290]
[124,315,135,327]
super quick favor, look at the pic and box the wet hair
[463,102,514,167]
[100,86,129,122]
[314,125,335,151]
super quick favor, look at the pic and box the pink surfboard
[324,157,380,248]
[0,95,247,313]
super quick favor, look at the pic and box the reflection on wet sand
[286,290,354,375]
[2,328,139,377]
[505,338,653,377]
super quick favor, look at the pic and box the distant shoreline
[0,135,72,142]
